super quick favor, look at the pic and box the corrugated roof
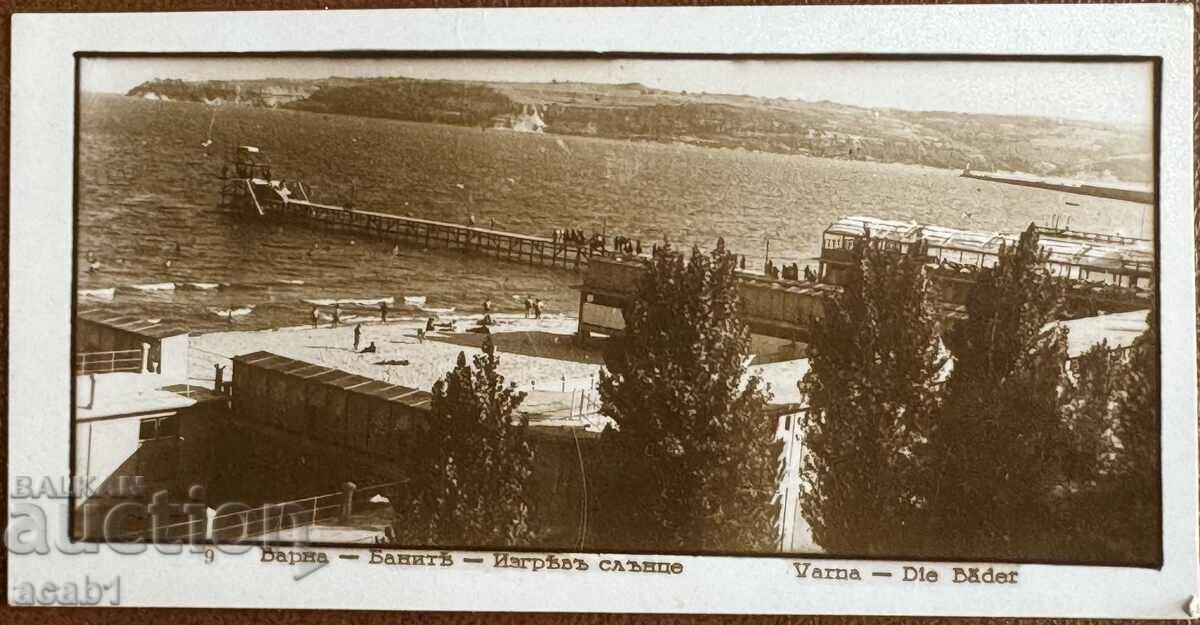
[77,308,189,339]
[826,215,1153,275]
[233,351,433,410]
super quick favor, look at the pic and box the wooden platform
[253,191,606,271]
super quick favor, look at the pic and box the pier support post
[340,481,357,522]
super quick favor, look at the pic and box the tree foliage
[926,224,1073,559]
[391,335,535,547]
[800,237,946,556]
[595,240,781,553]
[1060,311,1160,564]
[797,223,1160,565]
[1106,308,1161,564]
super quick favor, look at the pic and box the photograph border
[69,50,1166,569]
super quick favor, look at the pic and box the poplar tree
[928,223,1071,560]
[1051,310,1159,564]
[1101,310,1160,565]
[799,237,945,556]
[595,241,781,553]
[391,335,535,547]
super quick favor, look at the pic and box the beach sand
[189,311,810,422]
[190,313,603,388]
[190,313,612,426]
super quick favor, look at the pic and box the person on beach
[426,317,436,333]
[380,301,389,324]
[353,323,362,352]
[227,309,235,324]
[360,341,376,354]
[332,303,341,328]
[534,299,544,320]
[524,297,533,319]
[416,328,426,344]
[311,306,320,328]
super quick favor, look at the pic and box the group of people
[552,228,650,257]
[554,228,590,246]
[523,297,545,319]
[306,294,551,351]
[611,235,641,256]
[764,260,818,283]
[311,300,391,329]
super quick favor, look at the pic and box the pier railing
[116,481,401,543]
[253,192,636,272]
[74,348,146,375]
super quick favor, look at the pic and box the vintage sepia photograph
[70,53,1161,568]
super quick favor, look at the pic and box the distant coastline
[120,75,1154,185]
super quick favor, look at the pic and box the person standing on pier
[380,301,389,324]
[332,303,341,328]
[353,323,363,352]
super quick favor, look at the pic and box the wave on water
[275,279,305,285]
[212,305,255,318]
[403,296,427,306]
[126,282,176,293]
[302,296,394,307]
[178,282,222,291]
[308,309,376,324]
[420,306,456,314]
[79,288,116,301]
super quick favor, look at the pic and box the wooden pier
[251,191,607,271]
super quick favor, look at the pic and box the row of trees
[389,226,1158,565]
[802,224,1159,564]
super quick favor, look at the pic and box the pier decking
[248,189,604,271]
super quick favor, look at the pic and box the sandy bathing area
[189,312,810,419]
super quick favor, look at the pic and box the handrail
[75,348,145,374]
[117,480,403,543]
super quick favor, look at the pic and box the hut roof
[233,351,432,410]
[77,308,189,339]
